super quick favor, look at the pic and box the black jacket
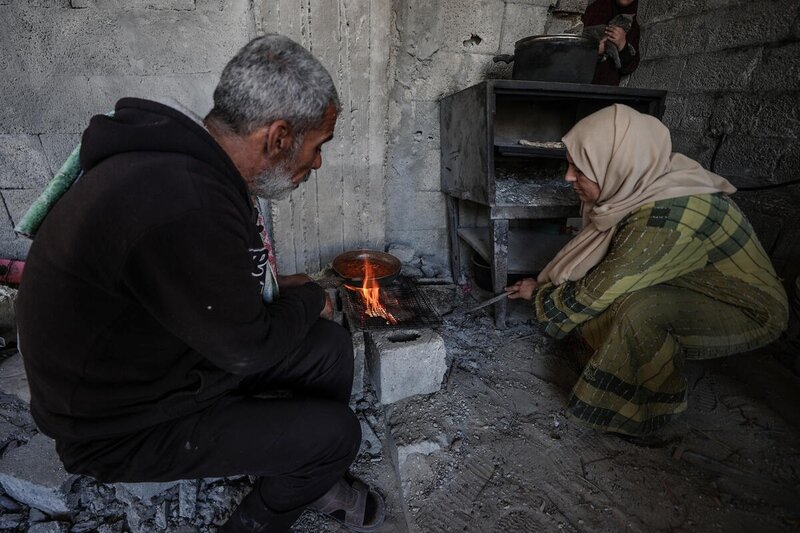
[17,98,325,442]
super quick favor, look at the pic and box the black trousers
[59,320,360,514]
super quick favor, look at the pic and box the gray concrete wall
[629,0,800,280]
[385,0,564,270]
[0,0,257,259]
[257,0,391,275]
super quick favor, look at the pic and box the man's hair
[207,34,340,136]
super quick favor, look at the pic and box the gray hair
[207,34,340,136]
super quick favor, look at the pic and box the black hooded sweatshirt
[17,98,325,443]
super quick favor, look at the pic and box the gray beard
[252,163,297,200]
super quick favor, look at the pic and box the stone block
[0,135,52,189]
[775,143,800,184]
[0,433,74,516]
[499,4,549,53]
[680,48,762,93]
[114,480,181,503]
[366,329,448,404]
[351,331,366,398]
[663,93,715,133]
[643,16,710,60]
[714,134,783,181]
[710,93,760,136]
[704,0,797,52]
[670,130,717,169]
[751,42,800,92]
[0,354,29,404]
[628,57,687,93]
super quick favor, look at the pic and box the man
[583,0,640,85]
[16,35,384,532]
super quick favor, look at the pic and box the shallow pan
[333,249,401,287]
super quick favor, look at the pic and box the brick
[366,329,448,404]
[0,354,29,405]
[751,42,800,92]
[0,135,51,189]
[680,48,762,93]
[0,433,74,516]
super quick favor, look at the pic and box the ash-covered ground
[1,283,799,532]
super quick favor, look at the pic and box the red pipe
[0,259,25,285]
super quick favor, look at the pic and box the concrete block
[669,130,717,169]
[0,354,30,404]
[88,74,217,119]
[628,57,687,93]
[114,481,181,503]
[714,134,783,181]
[0,75,95,134]
[3,188,45,230]
[398,0,503,57]
[39,134,82,176]
[0,285,17,330]
[0,135,52,189]
[680,48,762,93]
[0,433,74,516]
[386,228,449,261]
[366,329,448,404]
[499,4,549,53]
[386,191,446,233]
[398,50,495,102]
[705,0,798,52]
[351,331,365,398]
[751,42,800,92]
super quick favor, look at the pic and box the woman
[506,104,789,436]
[583,0,640,86]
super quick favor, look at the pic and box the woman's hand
[604,25,627,51]
[504,278,539,301]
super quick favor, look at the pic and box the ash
[1,284,799,532]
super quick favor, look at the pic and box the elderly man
[16,35,384,532]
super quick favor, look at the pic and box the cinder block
[366,329,448,404]
[0,354,29,405]
[0,433,74,516]
[0,135,52,189]
[351,331,366,398]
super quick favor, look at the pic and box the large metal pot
[493,34,597,84]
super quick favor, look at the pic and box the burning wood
[346,259,399,325]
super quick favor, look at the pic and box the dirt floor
[1,283,799,532]
[296,284,800,533]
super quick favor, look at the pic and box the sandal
[308,475,386,532]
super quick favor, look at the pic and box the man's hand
[504,278,539,301]
[320,292,334,321]
[604,25,626,51]
[277,273,314,290]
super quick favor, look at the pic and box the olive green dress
[534,193,788,436]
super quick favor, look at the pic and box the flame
[347,259,398,325]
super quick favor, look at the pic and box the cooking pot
[493,34,597,83]
[333,249,401,287]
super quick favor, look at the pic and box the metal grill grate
[340,278,441,331]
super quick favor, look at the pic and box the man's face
[252,104,338,200]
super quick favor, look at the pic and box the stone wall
[0,0,257,259]
[629,0,800,281]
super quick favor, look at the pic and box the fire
[347,259,398,325]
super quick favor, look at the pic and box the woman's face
[564,152,601,203]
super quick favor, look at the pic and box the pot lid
[514,33,593,48]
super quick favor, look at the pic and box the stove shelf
[440,80,667,327]
[457,227,572,275]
